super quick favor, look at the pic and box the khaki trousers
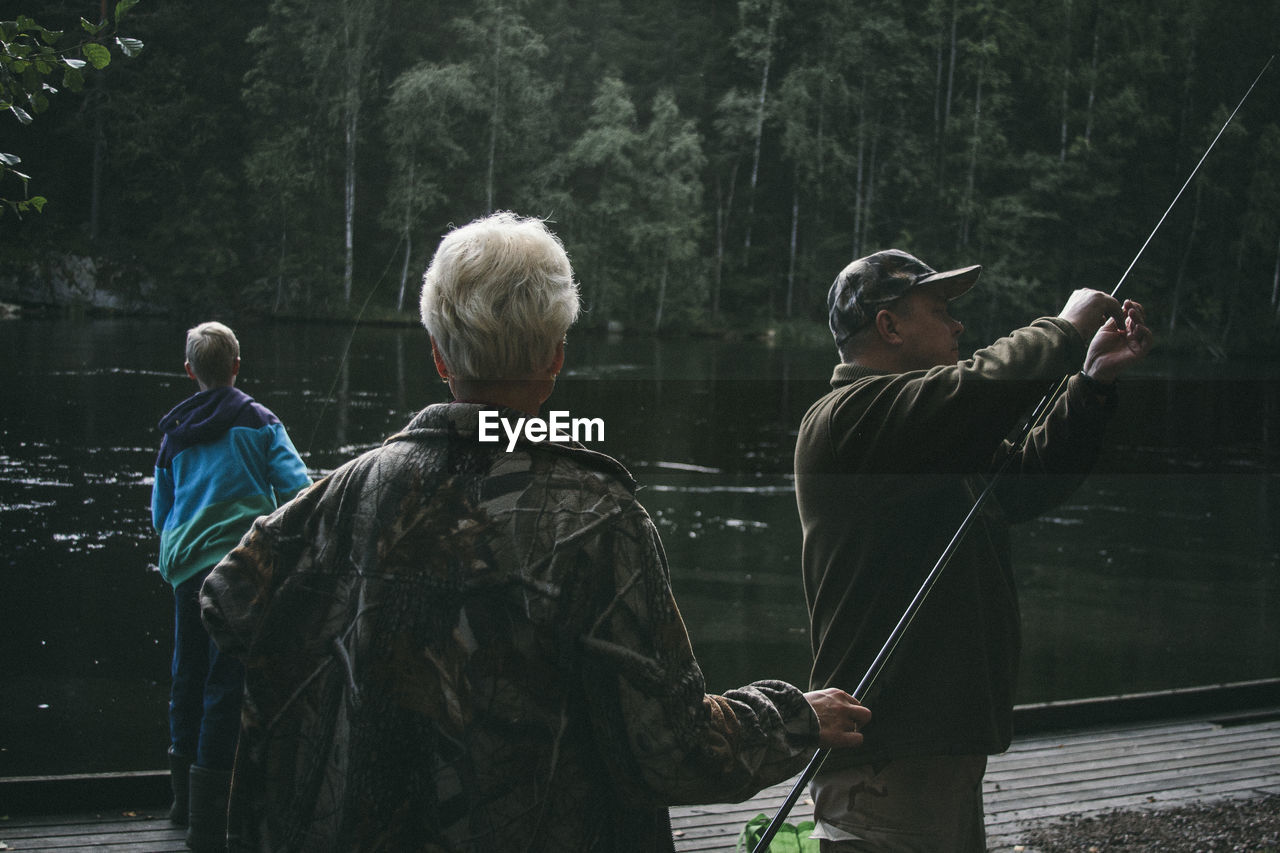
[809,755,988,852]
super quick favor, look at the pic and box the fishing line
[303,234,407,459]
[751,54,1274,853]
[1110,54,1274,301]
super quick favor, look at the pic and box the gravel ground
[1014,794,1280,852]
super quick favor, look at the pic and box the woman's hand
[804,688,872,749]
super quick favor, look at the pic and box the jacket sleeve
[152,463,174,534]
[200,473,327,658]
[992,371,1118,523]
[263,422,312,502]
[577,504,819,807]
[825,318,1101,477]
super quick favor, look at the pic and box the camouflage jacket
[202,402,820,852]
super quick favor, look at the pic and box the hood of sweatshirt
[158,386,255,450]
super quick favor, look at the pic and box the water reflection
[0,317,1275,775]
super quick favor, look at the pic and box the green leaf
[735,813,821,853]
[115,0,140,22]
[116,36,144,57]
[62,65,84,92]
[29,195,47,212]
[21,64,40,91]
[83,43,111,70]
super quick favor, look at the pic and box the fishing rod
[750,53,1274,853]
[303,234,406,458]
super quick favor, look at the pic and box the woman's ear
[548,339,566,377]
[430,338,450,380]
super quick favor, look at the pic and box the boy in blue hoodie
[152,321,310,851]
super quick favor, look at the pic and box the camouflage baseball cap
[828,249,981,346]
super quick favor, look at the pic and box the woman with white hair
[202,212,868,852]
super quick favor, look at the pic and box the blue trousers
[170,567,243,770]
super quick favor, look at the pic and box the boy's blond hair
[185,322,240,387]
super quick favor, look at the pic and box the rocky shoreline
[1017,794,1280,851]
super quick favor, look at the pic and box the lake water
[1,317,1276,776]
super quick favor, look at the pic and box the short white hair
[420,212,580,381]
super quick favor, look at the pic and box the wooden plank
[0,818,173,841]
[988,773,1280,823]
[999,721,1278,760]
[992,735,1277,777]
[0,819,186,853]
[996,721,1280,764]
[0,810,185,852]
[987,749,1280,796]
[0,812,171,830]
[989,738,1280,792]
[991,720,1279,767]
[0,837,186,851]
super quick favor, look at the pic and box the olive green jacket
[203,402,820,852]
[794,318,1116,772]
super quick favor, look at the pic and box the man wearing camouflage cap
[793,249,1152,850]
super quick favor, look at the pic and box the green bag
[735,813,820,853]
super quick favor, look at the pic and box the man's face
[890,283,964,370]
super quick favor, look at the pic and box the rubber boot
[185,765,232,852]
[168,747,192,825]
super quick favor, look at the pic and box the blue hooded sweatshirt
[152,385,310,587]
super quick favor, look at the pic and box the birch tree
[244,4,334,309]
[563,76,641,323]
[337,0,381,304]
[731,0,784,259]
[929,0,962,180]
[244,0,384,307]
[777,65,843,317]
[382,63,479,311]
[450,0,553,213]
[1242,125,1280,321]
[635,90,705,331]
[709,89,756,318]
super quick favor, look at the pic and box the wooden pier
[672,705,1280,851]
[3,700,1278,852]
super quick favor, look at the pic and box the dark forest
[2,0,1278,353]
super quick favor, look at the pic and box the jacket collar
[387,402,638,493]
[830,361,888,389]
